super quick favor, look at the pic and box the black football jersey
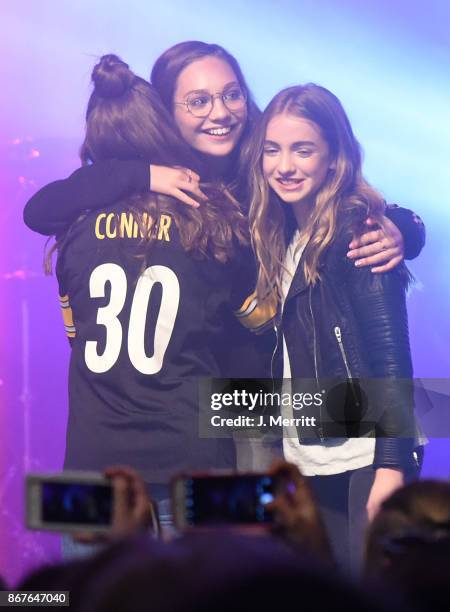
[56,203,254,483]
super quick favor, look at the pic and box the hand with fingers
[347,215,404,273]
[73,466,159,545]
[150,165,208,208]
[366,467,404,523]
[267,460,334,566]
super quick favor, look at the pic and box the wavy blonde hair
[248,84,386,302]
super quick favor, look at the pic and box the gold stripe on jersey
[94,212,172,242]
[234,290,278,334]
[59,294,76,338]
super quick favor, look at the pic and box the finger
[112,475,130,527]
[371,255,403,273]
[347,242,389,260]
[172,189,200,208]
[104,465,142,480]
[265,498,294,525]
[178,168,201,183]
[354,248,399,268]
[196,187,209,201]
[349,229,383,250]
[179,173,200,188]
[269,458,293,473]
[270,459,304,485]
[72,532,105,544]
[129,474,151,520]
[378,215,404,254]
[172,168,206,198]
[366,503,378,523]
[107,468,144,498]
[186,185,209,202]
[178,176,208,201]
[270,461,306,500]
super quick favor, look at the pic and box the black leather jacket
[274,211,416,470]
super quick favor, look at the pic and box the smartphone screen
[41,481,113,526]
[27,474,114,532]
[175,474,275,527]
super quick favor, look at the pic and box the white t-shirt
[281,230,375,476]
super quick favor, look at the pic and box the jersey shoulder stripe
[59,294,76,338]
[234,290,277,334]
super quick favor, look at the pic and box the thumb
[112,475,129,527]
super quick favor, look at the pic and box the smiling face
[262,112,334,216]
[173,56,248,157]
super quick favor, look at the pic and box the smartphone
[172,472,276,530]
[26,472,114,533]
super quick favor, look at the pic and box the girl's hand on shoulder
[366,467,404,522]
[150,165,208,208]
[347,216,404,273]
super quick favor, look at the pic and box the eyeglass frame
[174,87,247,117]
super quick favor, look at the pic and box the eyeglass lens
[187,88,246,116]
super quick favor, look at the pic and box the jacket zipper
[270,321,280,394]
[309,288,319,388]
[309,287,324,440]
[334,326,360,407]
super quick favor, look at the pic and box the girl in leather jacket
[248,83,421,571]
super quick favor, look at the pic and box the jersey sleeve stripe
[59,294,77,339]
[234,291,277,333]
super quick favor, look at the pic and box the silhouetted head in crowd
[365,479,450,611]
[21,532,394,612]
[17,537,163,612]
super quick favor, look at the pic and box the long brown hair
[151,41,261,187]
[248,84,385,301]
[46,54,248,273]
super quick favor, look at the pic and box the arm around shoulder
[385,204,425,260]
[23,159,150,235]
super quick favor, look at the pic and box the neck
[291,198,314,232]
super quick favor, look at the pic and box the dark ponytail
[81,54,199,168]
[90,54,135,102]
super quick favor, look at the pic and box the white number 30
[85,263,180,375]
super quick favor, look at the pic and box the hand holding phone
[74,466,160,543]
[26,466,159,540]
[266,460,333,564]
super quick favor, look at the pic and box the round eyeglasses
[174,87,247,118]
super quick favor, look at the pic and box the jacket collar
[285,265,310,302]
[284,236,311,302]
[284,241,329,303]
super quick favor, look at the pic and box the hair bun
[92,54,134,99]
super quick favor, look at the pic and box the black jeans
[308,453,422,575]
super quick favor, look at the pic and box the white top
[280,230,375,476]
